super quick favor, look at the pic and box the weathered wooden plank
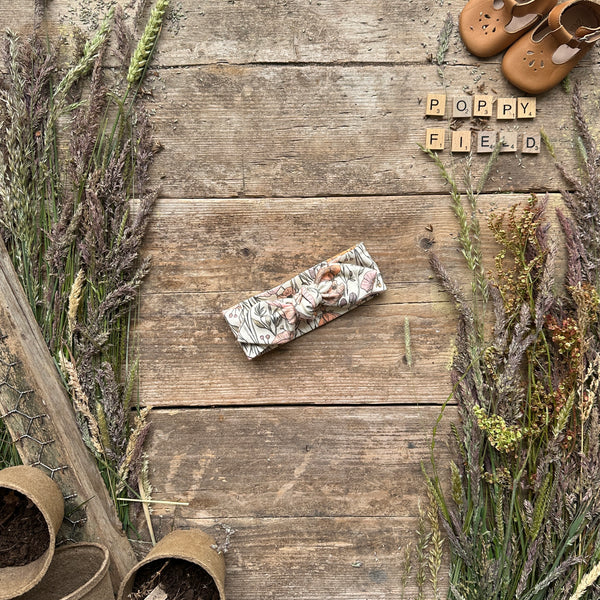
[0,240,136,587]
[141,406,455,518]
[0,1,34,34]
[42,0,600,69]
[140,194,554,294]
[135,194,562,407]
[143,64,590,199]
[132,406,455,599]
[138,516,444,600]
[43,0,467,66]
[138,292,453,406]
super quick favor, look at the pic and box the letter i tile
[451,130,471,153]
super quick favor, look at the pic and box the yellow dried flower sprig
[473,405,523,453]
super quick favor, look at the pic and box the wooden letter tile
[451,130,471,153]
[477,130,497,153]
[426,128,446,150]
[517,97,536,118]
[499,131,518,153]
[425,93,446,116]
[522,132,541,154]
[452,96,472,118]
[473,94,494,117]
[497,98,516,120]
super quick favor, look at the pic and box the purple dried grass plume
[421,99,600,598]
[0,7,164,530]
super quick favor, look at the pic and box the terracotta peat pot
[0,465,64,599]
[16,542,113,600]
[117,529,226,600]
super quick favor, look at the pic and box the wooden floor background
[14,0,600,597]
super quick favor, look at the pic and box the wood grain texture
[136,194,562,407]
[44,0,600,68]
[43,0,469,65]
[5,5,598,600]
[143,63,592,199]
[138,291,453,406]
[140,405,455,518]
[0,240,136,588]
[141,516,440,600]
[133,405,455,599]
[0,2,34,36]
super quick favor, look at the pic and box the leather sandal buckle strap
[509,0,549,18]
[577,26,600,43]
[548,0,600,45]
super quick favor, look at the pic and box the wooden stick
[139,480,156,546]
[117,497,190,506]
[0,238,136,589]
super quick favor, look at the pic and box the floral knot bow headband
[223,243,386,359]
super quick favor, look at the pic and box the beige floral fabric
[223,243,386,359]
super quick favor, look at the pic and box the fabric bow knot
[267,264,348,345]
[223,242,386,359]
[234,262,380,348]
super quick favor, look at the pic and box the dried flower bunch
[0,0,168,529]
[421,83,600,600]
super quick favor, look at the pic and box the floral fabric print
[223,243,386,359]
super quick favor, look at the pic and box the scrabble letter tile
[473,94,494,117]
[426,128,446,150]
[426,93,446,116]
[499,131,518,153]
[451,130,472,153]
[497,98,516,120]
[517,97,536,118]
[522,132,541,153]
[453,96,472,118]
[477,130,497,153]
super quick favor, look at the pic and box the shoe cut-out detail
[502,0,600,93]
[459,0,558,57]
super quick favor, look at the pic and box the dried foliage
[420,84,600,600]
[0,3,168,531]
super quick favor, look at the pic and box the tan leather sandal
[502,0,600,94]
[459,0,558,57]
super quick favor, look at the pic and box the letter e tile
[477,130,497,153]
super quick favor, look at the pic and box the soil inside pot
[130,558,220,600]
[0,488,50,567]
